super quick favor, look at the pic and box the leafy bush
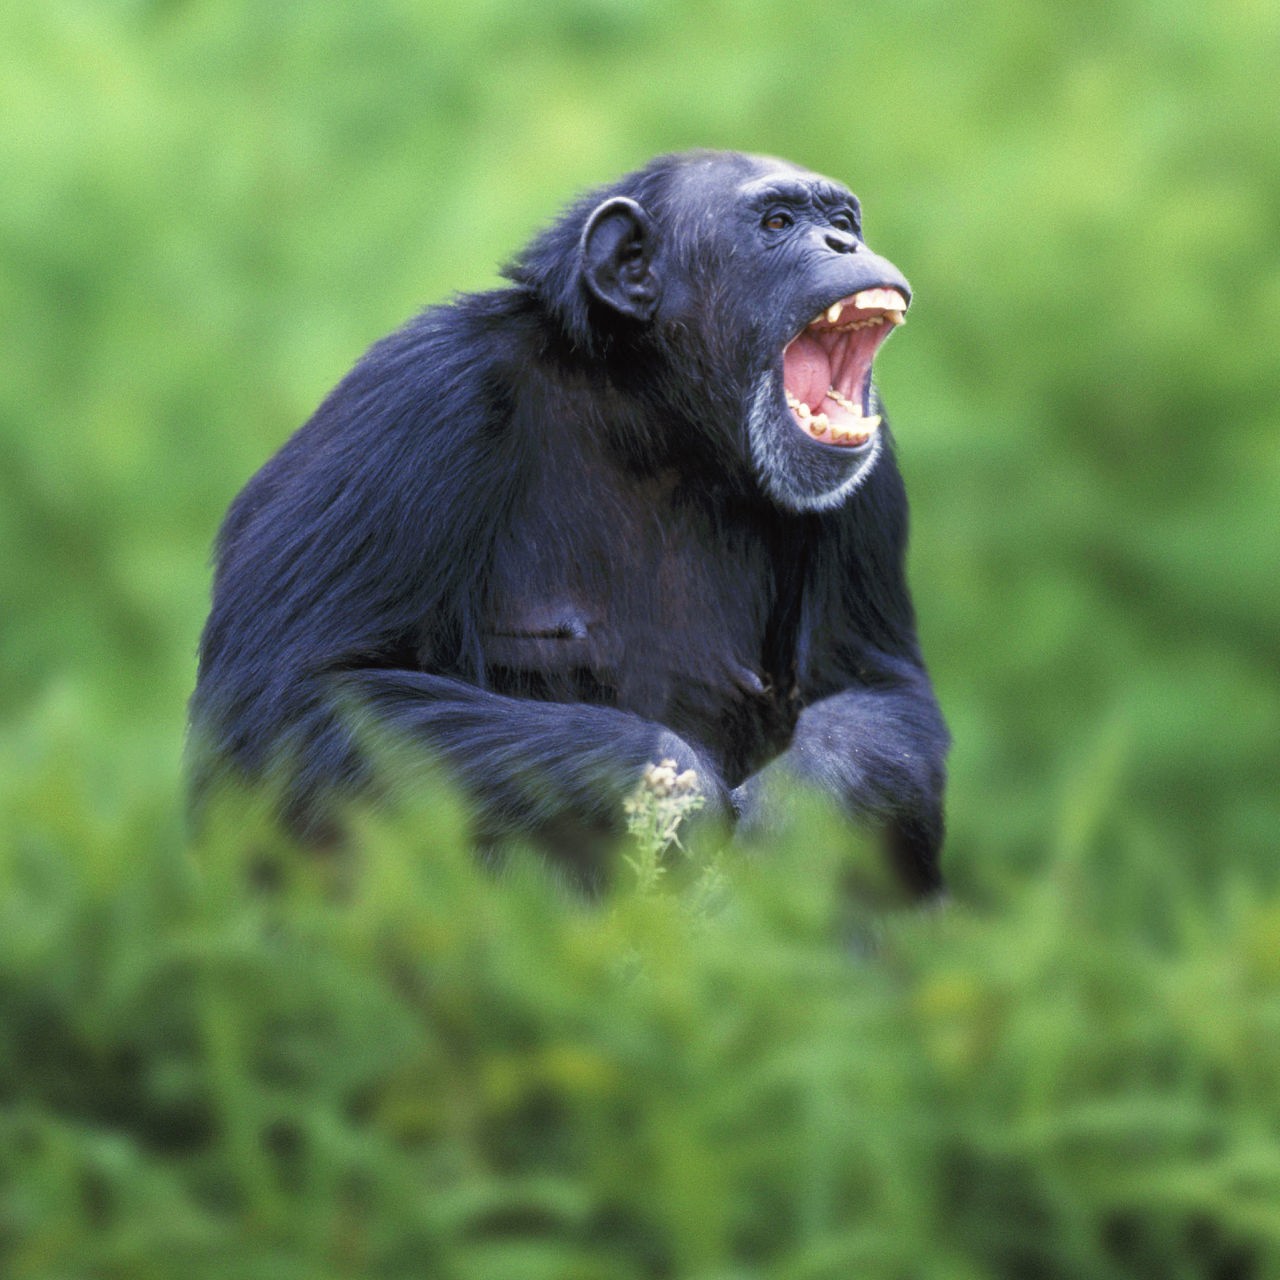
[3,753,1279,1278]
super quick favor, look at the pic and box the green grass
[3,758,1279,1278]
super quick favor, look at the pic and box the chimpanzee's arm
[732,657,948,897]
[334,669,728,837]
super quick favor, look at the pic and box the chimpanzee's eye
[830,211,857,234]
[762,211,793,231]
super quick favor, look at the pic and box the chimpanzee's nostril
[825,230,859,254]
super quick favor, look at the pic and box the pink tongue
[783,333,831,409]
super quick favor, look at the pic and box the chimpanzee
[189,149,950,897]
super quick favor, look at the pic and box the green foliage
[1,0,1279,1273]
[3,762,1280,1277]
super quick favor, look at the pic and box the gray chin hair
[746,377,883,513]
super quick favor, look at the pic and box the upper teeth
[816,288,908,330]
[852,287,907,311]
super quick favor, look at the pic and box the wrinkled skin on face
[647,155,913,510]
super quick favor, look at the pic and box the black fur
[190,150,949,896]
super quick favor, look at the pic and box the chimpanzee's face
[661,155,912,511]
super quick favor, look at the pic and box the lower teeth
[785,388,881,442]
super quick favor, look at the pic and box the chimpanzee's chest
[479,481,805,786]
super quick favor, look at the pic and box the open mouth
[782,287,908,447]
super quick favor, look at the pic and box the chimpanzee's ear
[580,197,658,322]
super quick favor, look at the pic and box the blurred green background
[2,1,1279,1276]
